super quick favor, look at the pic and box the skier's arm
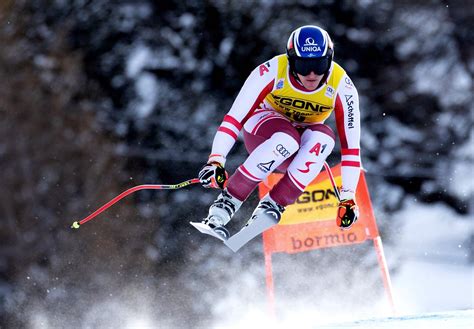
[334,74,361,200]
[208,59,276,165]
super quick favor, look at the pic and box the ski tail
[224,212,279,252]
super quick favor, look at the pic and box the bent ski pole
[71,178,201,229]
[323,161,341,202]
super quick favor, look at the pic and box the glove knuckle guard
[336,199,358,229]
[198,163,227,189]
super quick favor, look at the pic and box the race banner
[260,164,379,254]
[259,163,395,314]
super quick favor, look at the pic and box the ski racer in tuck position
[196,25,361,241]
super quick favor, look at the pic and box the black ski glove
[198,162,228,189]
[336,199,359,229]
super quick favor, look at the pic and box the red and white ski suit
[208,54,361,206]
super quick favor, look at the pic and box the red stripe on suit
[341,161,360,167]
[218,127,238,140]
[341,148,360,156]
[335,95,348,149]
[223,115,243,130]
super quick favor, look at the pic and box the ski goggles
[292,56,331,76]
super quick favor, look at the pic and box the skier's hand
[198,162,228,189]
[336,199,359,229]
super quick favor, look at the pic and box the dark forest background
[0,1,472,328]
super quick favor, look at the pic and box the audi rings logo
[276,144,290,158]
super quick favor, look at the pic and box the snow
[392,199,473,261]
[133,73,158,118]
[413,59,472,106]
[383,117,424,144]
[450,131,474,199]
[3,2,472,328]
[126,45,153,78]
[315,310,473,328]
[178,13,195,29]
[210,309,474,329]
[210,199,473,328]
[392,261,472,313]
[392,5,471,107]
[384,199,474,314]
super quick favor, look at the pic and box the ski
[189,221,229,242]
[224,212,279,252]
[190,211,279,252]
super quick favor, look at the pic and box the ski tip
[71,221,81,229]
[190,221,229,242]
[189,221,208,233]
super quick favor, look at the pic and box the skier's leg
[269,124,336,207]
[226,111,300,202]
[241,112,299,173]
[204,112,300,228]
[223,124,335,248]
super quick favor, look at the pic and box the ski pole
[323,161,341,202]
[71,178,201,229]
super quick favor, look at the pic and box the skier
[198,25,360,240]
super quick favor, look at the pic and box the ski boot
[246,194,285,228]
[202,189,242,240]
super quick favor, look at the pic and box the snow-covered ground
[24,198,474,329]
[315,310,473,328]
[211,310,473,329]
[212,199,473,329]
[385,199,473,314]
